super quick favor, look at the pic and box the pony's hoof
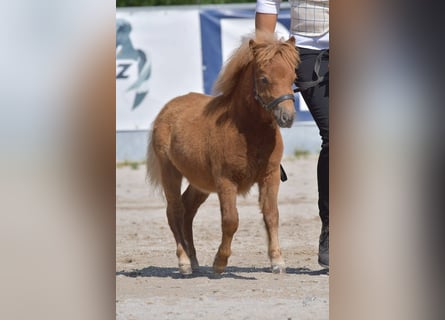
[213,255,227,274]
[191,263,200,272]
[212,264,225,274]
[190,257,200,272]
[271,264,286,274]
[179,264,193,275]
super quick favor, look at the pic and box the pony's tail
[146,129,164,198]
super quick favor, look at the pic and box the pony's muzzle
[274,107,295,128]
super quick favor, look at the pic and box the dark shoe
[318,223,329,268]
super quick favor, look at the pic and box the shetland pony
[147,34,300,274]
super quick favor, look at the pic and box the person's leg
[296,47,329,267]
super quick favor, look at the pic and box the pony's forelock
[212,33,299,97]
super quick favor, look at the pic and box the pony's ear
[287,36,296,46]
[249,39,258,56]
[249,39,257,50]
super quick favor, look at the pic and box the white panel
[116,10,203,130]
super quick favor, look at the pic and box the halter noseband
[253,68,295,111]
[254,91,295,111]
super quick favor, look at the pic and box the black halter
[253,68,295,111]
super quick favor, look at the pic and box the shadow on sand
[116,265,328,280]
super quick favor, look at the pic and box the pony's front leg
[259,171,286,274]
[213,178,239,274]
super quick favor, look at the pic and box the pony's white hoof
[271,264,286,274]
[179,264,193,275]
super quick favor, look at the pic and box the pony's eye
[260,76,269,84]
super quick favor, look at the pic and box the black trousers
[296,47,329,226]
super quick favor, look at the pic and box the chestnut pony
[147,34,300,275]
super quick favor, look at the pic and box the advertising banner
[116,9,203,130]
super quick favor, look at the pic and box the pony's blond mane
[212,33,300,97]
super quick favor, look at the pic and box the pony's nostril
[281,113,289,122]
[274,108,295,128]
[281,112,294,127]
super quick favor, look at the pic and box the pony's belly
[183,171,217,193]
[169,153,216,193]
[173,158,258,195]
[188,179,217,194]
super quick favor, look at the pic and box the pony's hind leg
[182,185,209,272]
[259,175,286,274]
[160,162,192,275]
[213,178,239,274]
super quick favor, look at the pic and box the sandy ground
[116,155,329,320]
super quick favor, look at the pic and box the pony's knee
[221,214,239,235]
